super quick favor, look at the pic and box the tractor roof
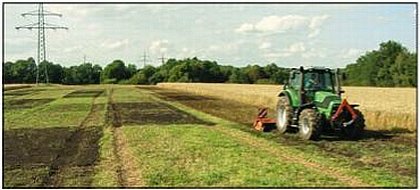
[291,66,333,73]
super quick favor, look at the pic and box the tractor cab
[286,67,342,105]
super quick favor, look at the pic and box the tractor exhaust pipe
[335,69,343,97]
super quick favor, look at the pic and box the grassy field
[3,84,417,188]
[157,83,416,131]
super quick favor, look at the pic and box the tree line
[343,41,416,87]
[3,40,416,87]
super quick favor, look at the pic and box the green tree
[344,40,416,87]
[100,60,130,83]
[228,68,250,83]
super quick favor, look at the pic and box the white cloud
[308,15,329,38]
[63,45,82,53]
[149,40,170,54]
[309,15,329,30]
[342,48,362,59]
[255,15,307,32]
[287,42,306,53]
[302,48,326,58]
[235,14,329,38]
[100,39,129,50]
[235,23,254,33]
[208,45,220,51]
[194,18,204,24]
[259,42,271,50]
[265,52,292,58]
[263,42,306,59]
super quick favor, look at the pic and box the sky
[4,3,417,68]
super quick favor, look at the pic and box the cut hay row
[157,83,416,131]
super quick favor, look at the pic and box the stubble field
[3,84,417,188]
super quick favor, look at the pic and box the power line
[15,3,68,84]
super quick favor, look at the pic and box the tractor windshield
[303,72,334,92]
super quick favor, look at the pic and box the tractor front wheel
[276,96,293,134]
[298,109,322,140]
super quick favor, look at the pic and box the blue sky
[4,3,417,68]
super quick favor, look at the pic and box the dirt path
[212,126,369,187]
[113,128,144,187]
[107,88,144,187]
[42,92,104,187]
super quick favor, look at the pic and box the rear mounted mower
[252,107,276,132]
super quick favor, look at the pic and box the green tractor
[276,66,365,140]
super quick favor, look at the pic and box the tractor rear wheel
[298,109,322,140]
[342,109,365,140]
[276,96,293,134]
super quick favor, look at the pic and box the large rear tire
[298,109,322,140]
[276,96,293,134]
[342,109,365,140]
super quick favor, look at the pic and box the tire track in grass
[108,88,144,187]
[113,128,144,187]
[42,91,104,187]
[211,125,369,187]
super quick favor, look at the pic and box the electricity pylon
[16,3,68,84]
[140,50,151,68]
[158,54,166,65]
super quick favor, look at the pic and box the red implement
[331,99,358,126]
[253,107,276,131]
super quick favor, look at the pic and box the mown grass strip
[122,124,344,187]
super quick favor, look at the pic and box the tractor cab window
[290,72,301,89]
[303,72,334,92]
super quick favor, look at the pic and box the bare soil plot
[4,127,74,169]
[3,127,74,187]
[4,84,33,91]
[113,102,213,125]
[45,126,103,187]
[64,90,104,98]
[4,89,45,97]
[4,98,55,110]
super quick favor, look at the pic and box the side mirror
[339,90,345,94]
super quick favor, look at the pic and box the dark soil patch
[107,99,122,128]
[4,89,45,97]
[63,90,104,98]
[5,98,55,110]
[138,86,216,101]
[114,102,213,125]
[47,103,105,113]
[4,127,75,169]
[43,126,103,187]
[4,126,102,187]
[4,85,32,91]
